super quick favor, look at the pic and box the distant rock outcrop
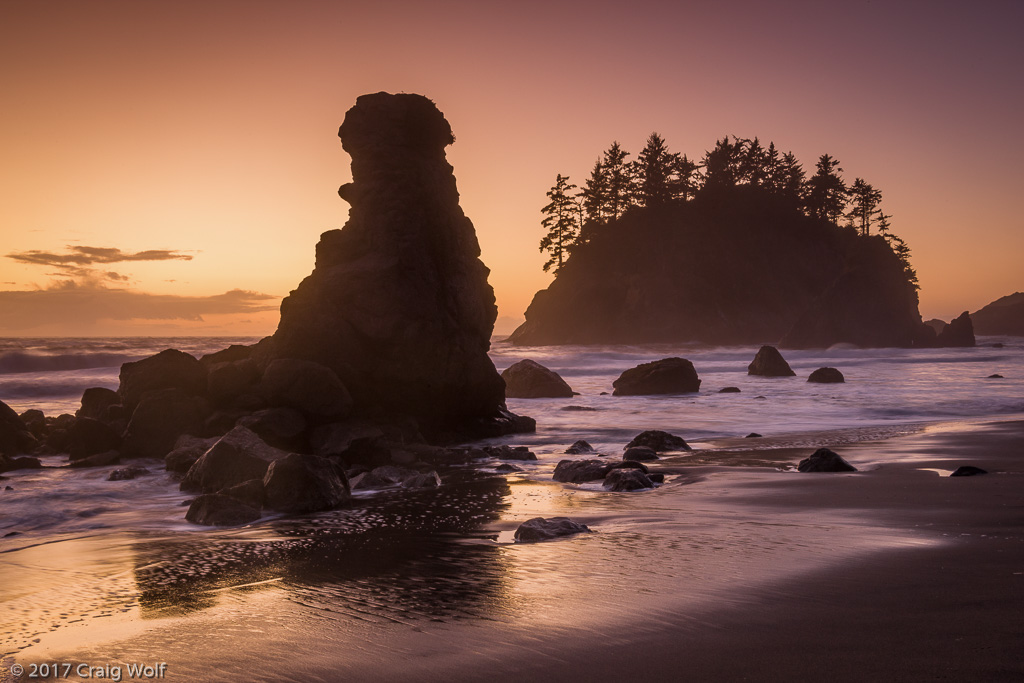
[935,311,976,347]
[501,359,574,398]
[258,92,523,438]
[509,186,927,348]
[972,292,1024,336]
[748,346,795,377]
[612,358,701,395]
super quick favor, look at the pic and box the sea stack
[260,92,525,438]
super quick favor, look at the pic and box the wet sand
[3,419,1022,682]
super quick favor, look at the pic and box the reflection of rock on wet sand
[132,472,514,622]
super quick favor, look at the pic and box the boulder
[0,456,42,473]
[20,409,47,438]
[624,430,691,452]
[0,399,36,457]
[259,92,521,436]
[612,357,701,396]
[120,388,208,459]
[608,460,649,473]
[67,418,122,461]
[501,359,574,398]
[206,359,260,406]
[118,349,207,411]
[987,374,1004,379]
[565,439,596,455]
[745,432,763,438]
[647,473,666,483]
[263,453,351,513]
[164,435,219,473]
[259,358,353,418]
[352,465,419,490]
[718,387,741,393]
[237,407,307,448]
[107,466,149,481]
[603,468,655,491]
[180,426,290,494]
[950,466,988,477]
[309,421,387,458]
[797,448,857,473]
[514,517,591,542]
[935,311,976,348]
[747,346,796,377]
[552,459,610,483]
[221,479,265,508]
[495,463,523,473]
[623,446,659,461]
[200,344,253,367]
[402,471,442,488]
[482,445,537,461]
[185,493,261,526]
[77,387,121,421]
[807,367,845,383]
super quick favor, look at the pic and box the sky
[1,0,1021,336]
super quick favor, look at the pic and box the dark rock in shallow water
[807,367,845,383]
[0,456,42,473]
[310,421,387,459]
[68,418,122,461]
[181,426,290,494]
[185,493,261,526]
[553,459,611,483]
[797,448,857,473]
[482,445,537,461]
[987,374,1004,379]
[565,439,596,455]
[164,435,218,473]
[495,463,523,473]
[402,471,442,488]
[121,388,208,460]
[514,517,591,542]
[609,460,649,473]
[260,359,353,418]
[501,359,574,398]
[0,399,36,457]
[107,466,149,481]
[718,386,741,393]
[561,405,599,411]
[77,387,120,421]
[263,453,350,513]
[221,478,265,509]
[647,473,666,484]
[118,349,207,412]
[950,466,988,477]
[745,432,763,438]
[748,346,796,377]
[603,468,655,491]
[935,311,976,348]
[352,465,419,490]
[68,450,120,468]
[259,92,521,437]
[625,430,691,452]
[612,358,701,396]
[623,446,659,461]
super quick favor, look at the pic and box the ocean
[1,335,1022,677]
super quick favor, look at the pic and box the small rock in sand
[514,517,591,542]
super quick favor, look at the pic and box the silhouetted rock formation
[259,92,522,438]
[972,292,1024,336]
[624,430,691,452]
[612,358,701,395]
[748,346,796,377]
[509,187,927,348]
[808,367,845,383]
[501,359,574,398]
[950,466,988,477]
[935,311,976,347]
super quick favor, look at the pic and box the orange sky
[1,0,1021,336]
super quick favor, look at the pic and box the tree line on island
[540,134,915,286]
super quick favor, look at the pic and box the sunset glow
[1,0,1021,335]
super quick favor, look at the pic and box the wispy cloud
[0,281,279,332]
[6,245,195,285]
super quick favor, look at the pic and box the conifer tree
[602,142,632,219]
[803,154,847,223]
[702,136,746,189]
[633,132,678,207]
[539,174,580,273]
[673,154,701,201]
[740,137,769,187]
[846,178,883,236]
[581,158,608,223]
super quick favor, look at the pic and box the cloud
[6,246,194,268]
[0,281,280,332]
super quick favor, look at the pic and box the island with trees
[511,134,940,348]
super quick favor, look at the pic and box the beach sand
[2,419,1022,682]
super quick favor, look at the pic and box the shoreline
[2,416,1022,681]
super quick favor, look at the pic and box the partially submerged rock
[263,453,350,513]
[950,465,988,477]
[482,445,537,461]
[553,459,611,483]
[77,387,120,420]
[623,446,658,461]
[603,468,655,491]
[565,439,596,455]
[185,493,261,526]
[624,430,691,452]
[797,447,857,472]
[612,357,701,396]
[514,517,591,542]
[0,399,36,457]
[748,346,796,377]
[180,426,289,494]
[808,367,845,383]
[68,450,120,468]
[501,359,574,398]
[107,466,149,481]
[67,418,122,461]
[719,386,741,393]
